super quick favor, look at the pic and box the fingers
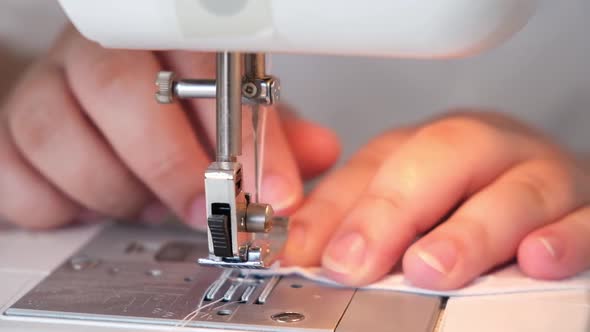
[7,63,150,218]
[518,205,590,279]
[3,25,338,229]
[403,158,589,289]
[320,116,535,285]
[63,34,211,220]
[278,105,341,180]
[282,129,413,266]
[0,85,79,228]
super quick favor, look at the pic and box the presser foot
[199,216,288,269]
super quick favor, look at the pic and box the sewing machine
[60,0,542,270]
[2,0,590,331]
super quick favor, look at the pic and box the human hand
[0,25,340,229]
[283,111,590,290]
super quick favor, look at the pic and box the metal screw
[242,82,258,98]
[271,80,281,101]
[247,245,262,262]
[217,309,233,316]
[271,312,305,323]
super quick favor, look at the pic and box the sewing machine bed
[0,223,588,331]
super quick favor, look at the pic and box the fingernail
[140,203,170,224]
[414,240,458,275]
[538,235,563,260]
[261,174,299,213]
[322,232,367,276]
[187,194,207,230]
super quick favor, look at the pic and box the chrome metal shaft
[174,79,216,99]
[245,53,266,78]
[216,52,242,162]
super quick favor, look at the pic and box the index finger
[63,30,211,220]
[282,129,413,266]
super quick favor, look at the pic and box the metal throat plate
[4,223,442,331]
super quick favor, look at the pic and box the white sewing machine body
[60,0,536,58]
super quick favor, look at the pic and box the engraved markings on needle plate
[257,275,280,304]
[240,285,257,303]
[223,283,241,302]
[204,269,278,304]
[205,269,233,300]
[6,225,357,330]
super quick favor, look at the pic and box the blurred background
[1,0,589,162]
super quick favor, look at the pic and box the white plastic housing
[59,0,537,58]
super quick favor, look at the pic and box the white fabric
[259,264,590,296]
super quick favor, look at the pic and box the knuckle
[0,198,76,230]
[303,195,346,223]
[347,128,413,170]
[85,50,145,95]
[444,214,503,264]
[347,146,386,171]
[87,184,147,218]
[564,212,589,233]
[458,219,498,261]
[516,158,587,210]
[365,190,407,213]
[512,173,552,212]
[68,169,147,219]
[7,64,65,156]
[359,191,420,240]
[16,214,72,230]
[141,148,194,190]
[372,127,414,147]
[416,115,501,151]
[509,159,574,215]
[9,92,60,156]
[569,206,590,230]
[72,164,149,218]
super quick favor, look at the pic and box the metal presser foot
[155,52,284,269]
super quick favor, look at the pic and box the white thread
[173,269,249,329]
[176,297,225,328]
[256,105,268,203]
